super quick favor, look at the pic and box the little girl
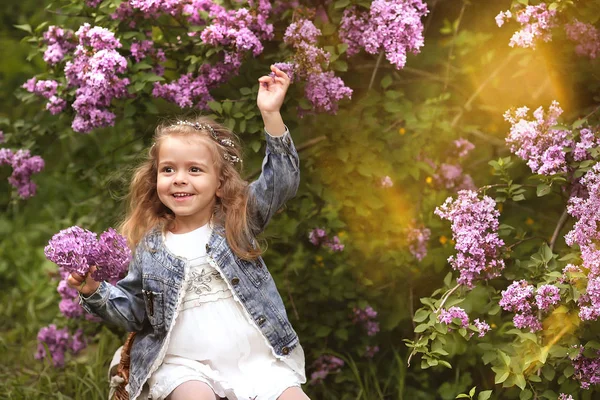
[68,66,310,400]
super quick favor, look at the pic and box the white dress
[148,224,306,400]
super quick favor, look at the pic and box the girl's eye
[190,167,202,173]
[162,167,174,173]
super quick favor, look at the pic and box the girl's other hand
[67,266,101,297]
[257,65,291,114]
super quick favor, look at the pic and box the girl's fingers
[270,65,289,79]
[258,75,272,83]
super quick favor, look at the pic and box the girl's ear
[216,178,223,198]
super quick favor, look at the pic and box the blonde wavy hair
[119,116,261,260]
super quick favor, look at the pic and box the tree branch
[550,208,570,251]
[368,51,385,91]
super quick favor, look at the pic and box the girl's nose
[174,171,187,185]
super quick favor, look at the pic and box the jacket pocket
[142,289,165,331]
[235,257,269,287]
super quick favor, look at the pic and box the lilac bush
[564,20,600,59]
[495,4,557,49]
[309,354,345,385]
[35,325,86,368]
[352,306,380,336]
[499,281,561,332]
[407,226,430,261]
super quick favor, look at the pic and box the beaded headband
[173,120,241,164]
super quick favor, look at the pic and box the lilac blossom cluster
[495,4,557,49]
[339,0,428,69]
[407,226,430,261]
[309,354,345,385]
[282,19,352,115]
[454,138,475,159]
[352,306,380,336]
[364,345,380,358]
[437,307,491,337]
[438,306,469,328]
[572,346,600,389]
[434,190,505,288]
[24,24,131,133]
[499,281,561,332]
[565,164,600,321]
[199,0,273,64]
[558,395,574,400]
[473,319,491,337]
[43,26,75,65]
[44,226,131,281]
[433,163,476,191]
[22,78,67,115]
[504,101,573,176]
[35,325,86,367]
[565,20,600,59]
[308,227,345,252]
[152,62,237,110]
[0,148,44,198]
[130,39,166,70]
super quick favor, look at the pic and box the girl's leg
[166,380,218,400]
[277,386,311,400]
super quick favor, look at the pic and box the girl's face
[156,135,221,233]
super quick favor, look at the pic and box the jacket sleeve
[248,127,300,235]
[79,245,146,332]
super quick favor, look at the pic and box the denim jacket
[80,129,304,400]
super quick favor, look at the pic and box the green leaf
[519,389,532,400]
[334,0,350,8]
[331,60,348,72]
[208,101,223,114]
[514,374,526,390]
[494,370,509,384]
[536,183,551,197]
[14,24,32,34]
[414,323,429,333]
[315,326,331,337]
[469,386,476,397]
[240,87,252,95]
[455,395,471,399]
[413,308,430,323]
[381,75,393,89]
[478,391,492,400]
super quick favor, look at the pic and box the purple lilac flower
[535,284,560,311]
[438,306,469,328]
[364,345,379,358]
[70,329,87,353]
[304,71,352,115]
[573,128,599,161]
[434,190,505,288]
[558,395,574,400]
[504,101,572,175]
[45,226,99,276]
[496,4,557,49]
[499,280,559,332]
[579,276,600,322]
[339,0,428,69]
[35,325,71,367]
[91,227,132,281]
[433,163,476,191]
[57,278,85,318]
[284,19,321,45]
[272,62,296,83]
[454,138,475,158]
[309,355,344,385]
[473,319,490,337]
[572,346,600,389]
[309,228,327,246]
[0,149,45,198]
[407,226,430,261]
[45,226,130,280]
[566,164,600,252]
[324,236,345,252]
[42,26,76,65]
[565,20,600,59]
[352,306,380,336]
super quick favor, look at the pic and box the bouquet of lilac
[44,226,131,281]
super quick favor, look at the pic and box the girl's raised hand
[257,65,291,114]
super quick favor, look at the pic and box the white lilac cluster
[434,190,505,288]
